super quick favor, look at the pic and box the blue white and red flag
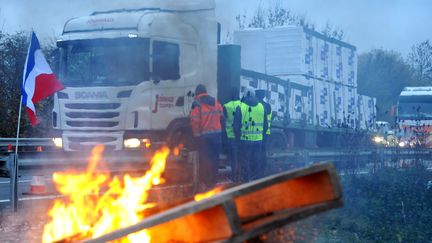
[22,32,64,125]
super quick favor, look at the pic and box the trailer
[233,26,376,149]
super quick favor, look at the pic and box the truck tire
[267,131,288,154]
[166,118,196,150]
[167,128,195,150]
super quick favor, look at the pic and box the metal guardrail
[268,147,432,163]
[1,138,432,169]
[3,149,199,212]
[0,137,54,148]
[0,138,200,212]
[1,137,431,212]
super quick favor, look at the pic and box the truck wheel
[267,133,287,154]
[168,129,195,150]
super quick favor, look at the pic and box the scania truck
[53,0,220,151]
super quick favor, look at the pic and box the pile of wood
[80,162,343,243]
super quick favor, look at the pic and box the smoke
[0,0,430,57]
[0,0,143,41]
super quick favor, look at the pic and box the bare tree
[321,22,344,41]
[235,1,345,40]
[0,31,57,137]
[407,40,432,84]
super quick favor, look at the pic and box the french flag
[22,32,64,125]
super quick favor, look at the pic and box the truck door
[150,40,185,130]
[181,43,200,116]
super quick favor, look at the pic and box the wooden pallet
[82,162,343,243]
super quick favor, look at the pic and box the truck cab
[53,1,218,151]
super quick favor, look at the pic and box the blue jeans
[239,140,262,182]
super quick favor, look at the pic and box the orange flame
[173,144,184,156]
[194,186,223,201]
[42,145,170,243]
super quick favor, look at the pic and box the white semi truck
[397,87,432,148]
[53,0,219,151]
[52,0,376,151]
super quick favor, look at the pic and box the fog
[0,0,431,55]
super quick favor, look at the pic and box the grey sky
[1,0,431,56]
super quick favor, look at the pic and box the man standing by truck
[223,88,241,182]
[234,88,267,182]
[256,89,272,178]
[190,84,224,189]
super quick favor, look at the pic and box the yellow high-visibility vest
[223,100,241,139]
[240,102,264,141]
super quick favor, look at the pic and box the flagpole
[12,95,23,212]
[14,95,23,159]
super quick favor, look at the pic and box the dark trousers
[226,138,240,182]
[239,140,262,182]
[259,135,268,179]
[197,134,221,188]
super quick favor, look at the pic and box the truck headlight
[123,138,152,149]
[372,136,384,144]
[398,141,406,147]
[124,138,141,148]
[52,137,63,148]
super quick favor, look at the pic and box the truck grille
[65,103,121,109]
[64,133,123,151]
[66,121,119,127]
[63,102,122,129]
[69,143,117,151]
[66,112,119,119]
[68,137,117,143]
[62,101,123,150]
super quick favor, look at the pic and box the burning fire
[194,186,223,201]
[42,145,170,243]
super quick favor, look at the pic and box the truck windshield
[58,38,150,87]
[398,95,432,119]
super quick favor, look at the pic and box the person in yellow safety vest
[255,89,272,177]
[233,87,268,182]
[223,88,241,182]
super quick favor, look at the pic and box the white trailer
[234,27,369,132]
[234,26,358,86]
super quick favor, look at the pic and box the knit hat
[195,84,207,96]
[242,87,255,98]
[255,89,266,100]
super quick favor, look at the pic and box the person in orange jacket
[190,84,225,188]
